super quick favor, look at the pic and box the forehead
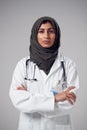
[39,22,53,29]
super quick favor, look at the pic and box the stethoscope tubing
[24,59,67,84]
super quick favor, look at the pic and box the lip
[42,40,50,43]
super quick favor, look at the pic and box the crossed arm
[17,86,76,105]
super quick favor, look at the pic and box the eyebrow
[38,27,54,30]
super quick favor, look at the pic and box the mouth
[42,40,50,44]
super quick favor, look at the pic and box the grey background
[0,0,87,130]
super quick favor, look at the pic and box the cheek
[37,34,40,41]
[37,34,42,43]
[51,35,56,42]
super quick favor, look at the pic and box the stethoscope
[61,61,67,89]
[24,59,67,91]
[24,59,37,81]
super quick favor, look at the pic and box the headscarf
[29,16,61,74]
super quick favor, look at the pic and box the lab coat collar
[47,52,64,77]
[53,52,64,68]
[28,51,64,79]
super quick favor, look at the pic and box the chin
[41,44,53,48]
[43,46,52,48]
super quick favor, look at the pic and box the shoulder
[58,53,77,69]
[14,56,30,71]
[16,56,36,69]
[63,56,74,64]
[64,56,76,65]
[62,56,77,71]
[17,56,30,65]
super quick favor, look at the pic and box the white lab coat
[9,53,79,130]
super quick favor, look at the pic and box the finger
[17,87,25,90]
[66,97,74,105]
[67,86,76,92]
[17,86,26,90]
[67,93,76,102]
[17,87,22,90]
[70,92,76,102]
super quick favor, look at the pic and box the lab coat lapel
[48,53,64,77]
[35,53,64,81]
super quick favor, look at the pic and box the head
[30,16,61,50]
[30,17,61,74]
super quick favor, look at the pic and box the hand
[17,85,27,91]
[54,86,76,104]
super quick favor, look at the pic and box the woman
[9,16,79,130]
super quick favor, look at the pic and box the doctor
[9,16,79,130]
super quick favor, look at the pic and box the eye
[38,29,44,33]
[48,29,55,34]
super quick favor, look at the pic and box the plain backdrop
[0,0,87,130]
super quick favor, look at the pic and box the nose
[44,31,49,38]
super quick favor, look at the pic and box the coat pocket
[18,123,33,130]
[55,125,72,130]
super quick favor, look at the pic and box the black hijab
[29,16,61,74]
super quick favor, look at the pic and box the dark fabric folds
[29,16,61,74]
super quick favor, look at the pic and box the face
[37,22,56,48]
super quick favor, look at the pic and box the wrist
[54,94,59,102]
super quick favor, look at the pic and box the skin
[17,22,76,104]
[17,85,76,105]
[54,86,76,104]
[37,22,56,48]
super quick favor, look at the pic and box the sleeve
[9,59,54,113]
[57,59,79,109]
[39,59,79,118]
